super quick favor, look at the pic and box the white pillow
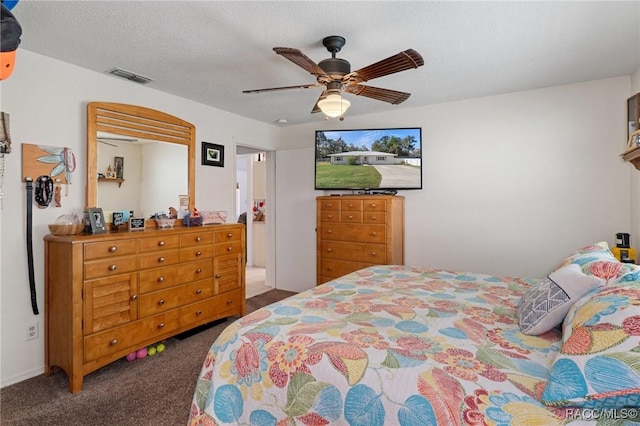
[517,264,601,335]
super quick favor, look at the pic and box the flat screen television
[315,127,422,191]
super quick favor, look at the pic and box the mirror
[86,102,195,222]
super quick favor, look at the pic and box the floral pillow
[517,264,602,335]
[541,282,640,408]
[553,242,640,285]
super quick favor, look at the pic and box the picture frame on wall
[88,207,107,234]
[201,142,224,167]
[114,156,124,178]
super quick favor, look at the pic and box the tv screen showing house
[315,127,422,191]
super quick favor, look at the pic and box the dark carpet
[0,289,297,425]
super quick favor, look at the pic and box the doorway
[235,145,274,298]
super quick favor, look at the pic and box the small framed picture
[114,156,124,178]
[129,217,146,232]
[201,142,224,167]
[88,207,107,234]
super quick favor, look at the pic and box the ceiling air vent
[105,67,153,84]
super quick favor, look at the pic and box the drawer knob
[196,236,202,242]
[159,241,165,247]
[326,248,332,252]
[131,294,138,301]
[227,246,232,251]
[348,203,353,207]
[157,276,165,283]
[110,339,118,346]
[327,203,333,207]
[327,266,333,271]
[158,257,165,263]
[158,323,165,329]
[226,299,233,305]
[196,289,203,295]
[227,233,232,238]
[327,229,332,233]
[196,268,202,274]
[327,214,333,219]
[370,232,377,236]
[348,215,353,219]
[215,274,221,279]
[196,310,203,316]
[195,251,202,257]
[158,299,165,305]
[109,264,117,271]
[371,216,377,220]
[370,252,377,257]
[109,246,117,253]
[371,203,377,208]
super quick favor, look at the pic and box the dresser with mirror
[44,102,246,393]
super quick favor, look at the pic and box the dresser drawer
[341,211,363,223]
[319,199,340,211]
[180,231,214,247]
[139,235,180,252]
[84,256,138,280]
[215,228,242,243]
[84,239,137,261]
[341,199,363,212]
[320,223,386,244]
[319,211,340,222]
[138,249,180,270]
[179,244,213,262]
[84,310,179,363]
[138,265,179,293]
[321,241,386,263]
[179,289,242,328]
[363,199,387,212]
[319,259,373,279]
[138,280,214,317]
[177,259,213,284]
[215,240,242,256]
[364,211,387,223]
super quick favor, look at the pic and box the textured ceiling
[12,1,640,126]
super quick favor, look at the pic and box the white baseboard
[1,365,44,389]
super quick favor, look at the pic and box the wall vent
[105,68,153,84]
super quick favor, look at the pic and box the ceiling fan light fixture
[317,92,350,118]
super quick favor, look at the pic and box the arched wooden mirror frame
[86,102,196,220]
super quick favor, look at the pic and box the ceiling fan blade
[243,83,322,94]
[311,90,329,114]
[273,47,330,78]
[344,84,411,105]
[348,49,424,83]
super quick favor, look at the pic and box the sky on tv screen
[321,128,421,150]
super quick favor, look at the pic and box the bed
[189,243,640,425]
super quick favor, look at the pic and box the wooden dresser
[316,195,404,285]
[44,224,245,393]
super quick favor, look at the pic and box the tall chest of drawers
[316,195,404,285]
[44,224,245,393]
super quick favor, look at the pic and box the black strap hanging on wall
[25,177,39,315]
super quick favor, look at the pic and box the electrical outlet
[26,323,39,341]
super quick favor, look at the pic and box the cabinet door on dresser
[317,195,404,285]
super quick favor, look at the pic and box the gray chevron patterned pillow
[517,263,602,335]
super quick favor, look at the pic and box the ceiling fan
[243,36,424,119]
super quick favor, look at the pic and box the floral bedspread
[189,266,598,425]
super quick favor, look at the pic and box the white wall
[0,50,279,387]
[275,76,633,293]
